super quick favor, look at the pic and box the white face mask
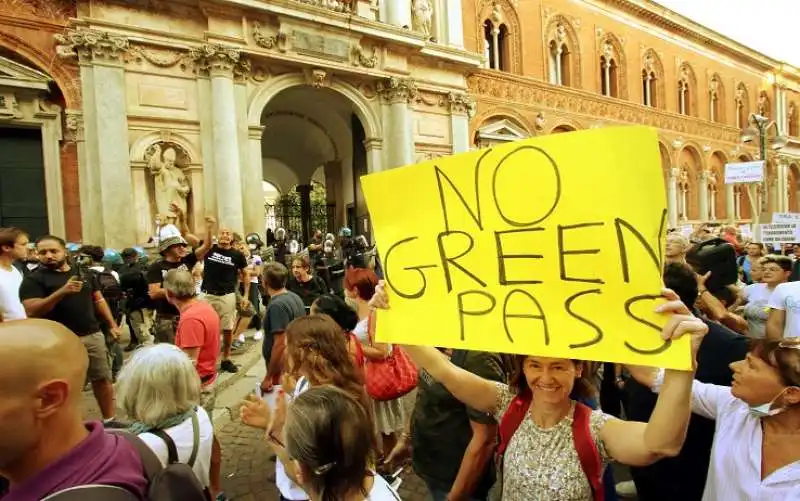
[749,387,790,418]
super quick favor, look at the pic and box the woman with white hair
[116,344,215,491]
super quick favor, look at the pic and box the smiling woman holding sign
[369,282,706,501]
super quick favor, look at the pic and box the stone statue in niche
[147,143,190,218]
[412,0,434,40]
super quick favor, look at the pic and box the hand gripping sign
[361,126,691,370]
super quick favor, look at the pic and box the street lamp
[739,113,787,215]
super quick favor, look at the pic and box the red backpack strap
[572,402,604,501]
[497,391,532,459]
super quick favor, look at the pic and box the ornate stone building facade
[465,0,800,228]
[0,0,477,247]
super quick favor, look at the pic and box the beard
[42,259,66,270]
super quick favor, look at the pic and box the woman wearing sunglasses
[631,339,800,499]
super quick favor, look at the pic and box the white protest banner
[739,224,753,240]
[759,223,800,245]
[724,161,764,184]
[772,213,800,224]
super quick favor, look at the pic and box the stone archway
[678,145,703,221]
[550,123,577,134]
[709,151,727,220]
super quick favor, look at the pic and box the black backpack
[91,268,125,321]
[43,412,210,501]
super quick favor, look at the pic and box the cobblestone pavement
[216,419,432,501]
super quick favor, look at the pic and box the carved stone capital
[63,111,84,142]
[377,77,417,105]
[54,29,130,64]
[189,44,250,79]
[447,92,475,117]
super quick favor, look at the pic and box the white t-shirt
[277,377,311,500]
[138,407,214,488]
[767,281,800,338]
[0,265,25,321]
[741,283,773,338]
[367,474,402,500]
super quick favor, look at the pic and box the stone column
[364,138,384,174]
[193,45,249,233]
[387,0,412,28]
[777,158,789,213]
[725,184,735,222]
[378,78,416,169]
[667,168,679,227]
[445,0,464,47]
[699,170,709,221]
[197,77,217,218]
[56,29,136,247]
[447,92,473,154]
[247,126,266,235]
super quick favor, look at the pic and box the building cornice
[597,0,794,79]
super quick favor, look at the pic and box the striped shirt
[686,380,800,500]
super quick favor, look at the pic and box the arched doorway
[709,151,727,220]
[257,83,376,245]
[678,146,703,221]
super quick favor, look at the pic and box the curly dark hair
[507,355,597,402]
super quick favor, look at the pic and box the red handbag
[364,313,418,401]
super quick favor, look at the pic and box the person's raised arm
[600,291,707,467]
[170,202,199,247]
[194,217,216,260]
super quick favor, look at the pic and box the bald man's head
[0,320,87,472]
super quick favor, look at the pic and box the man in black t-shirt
[146,217,214,344]
[19,235,122,421]
[202,227,248,374]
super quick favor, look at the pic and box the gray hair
[116,344,200,426]
[163,268,196,300]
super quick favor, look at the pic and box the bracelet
[266,430,285,448]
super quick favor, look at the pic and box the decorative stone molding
[0,0,75,20]
[63,111,83,142]
[448,92,476,117]
[252,22,287,51]
[377,77,417,104]
[352,44,378,68]
[127,46,192,70]
[0,93,23,120]
[468,72,743,143]
[54,29,130,64]
[304,68,330,88]
[189,44,251,79]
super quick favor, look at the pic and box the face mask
[749,387,790,418]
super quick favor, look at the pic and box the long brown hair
[285,315,376,437]
[507,355,597,402]
[286,385,375,501]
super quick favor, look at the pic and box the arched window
[735,83,749,129]
[546,18,580,88]
[789,101,798,137]
[483,18,508,71]
[599,38,621,98]
[709,74,724,123]
[677,63,697,116]
[641,49,663,108]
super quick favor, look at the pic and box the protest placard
[724,161,764,184]
[760,223,800,245]
[361,126,691,370]
[772,213,800,224]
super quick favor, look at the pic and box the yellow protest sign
[361,126,691,370]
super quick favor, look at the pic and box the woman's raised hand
[369,280,390,310]
[241,393,272,430]
[656,288,708,363]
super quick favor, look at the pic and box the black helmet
[246,233,263,249]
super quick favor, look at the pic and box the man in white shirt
[0,227,29,321]
[766,281,800,339]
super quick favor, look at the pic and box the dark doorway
[0,127,48,239]
[351,114,370,241]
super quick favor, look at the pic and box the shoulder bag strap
[497,392,531,459]
[108,429,163,481]
[148,428,180,465]
[187,409,200,468]
[42,485,139,501]
[572,402,604,501]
